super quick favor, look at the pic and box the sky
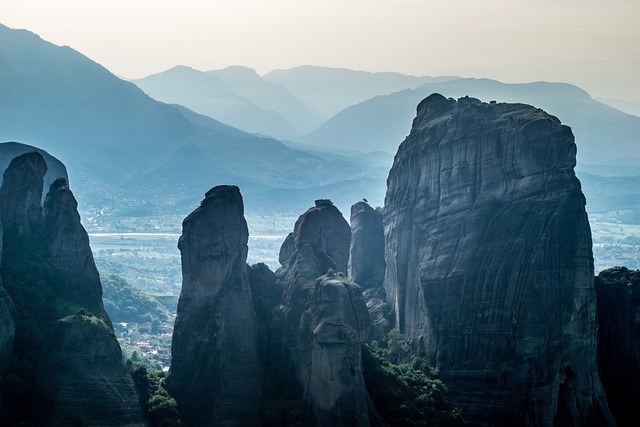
[2,0,639,101]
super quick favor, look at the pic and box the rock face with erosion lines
[167,185,262,427]
[277,199,370,426]
[383,94,614,425]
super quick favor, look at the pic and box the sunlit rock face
[167,185,262,427]
[277,200,370,426]
[383,94,614,425]
[596,267,640,427]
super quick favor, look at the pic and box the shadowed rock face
[299,274,370,426]
[596,267,640,427]
[33,315,142,426]
[384,94,613,425]
[167,185,262,427]
[277,200,370,426]
[43,177,109,323]
[0,151,47,236]
[348,201,385,290]
[0,152,143,425]
[0,222,15,412]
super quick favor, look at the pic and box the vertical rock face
[0,151,143,425]
[299,274,370,426]
[595,267,640,427]
[43,177,109,323]
[277,199,370,426]
[167,185,262,427]
[383,94,613,425]
[0,151,47,235]
[348,201,385,290]
[0,222,16,412]
[33,315,143,426]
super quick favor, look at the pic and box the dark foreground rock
[596,266,640,427]
[383,94,613,425]
[0,152,143,425]
[277,199,370,426]
[167,185,262,427]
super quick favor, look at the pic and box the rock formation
[167,185,262,427]
[0,151,143,425]
[33,314,142,426]
[383,94,613,425]
[0,222,16,412]
[0,141,68,201]
[595,266,640,427]
[0,151,47,236]
[348,201,389,342]
[43,177,109,322]
[277,199,370,426]
[299,273,370,426]
[348,201,385,290]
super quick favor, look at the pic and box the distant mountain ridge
[298,78,640,169]
[0,23,387,214]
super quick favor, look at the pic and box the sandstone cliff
[348,201,389,342]
[596,266,640,427]
[33,314,142,426]
[277,199,370,426]
[0,222,16,412]
[0,152,143,425]
[167,185,262,427]
[348,201,385,290]
[43,177,109,323]
[383,94,613,425]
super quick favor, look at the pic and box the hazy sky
[2,0,639,101]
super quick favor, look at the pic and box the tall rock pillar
[383,94,614,425]
[167,185,262,427]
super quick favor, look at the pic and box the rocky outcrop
[43,177,109,323]
[277,199,370,426]
[0,151,143,425]
[348,201,385,290]
[348,201,389,343]
[0,142,68,201]
[0,151,47,235]
[167,185,262,427]
[298,273,370,426]
[596,267,640,427]
[0,223,16,412]
[383,94,613,425]
[32,314,143,426]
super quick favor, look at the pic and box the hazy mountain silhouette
[263,65,458,119]
[132,65,298,139]
[0,23,385,213]
[299,78,640,170]
[206,66,323,134]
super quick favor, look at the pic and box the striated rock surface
[33,314,143,426]
[383,94,613,425]
[43,177,109,323]
[277,200,370,426]
[0,142,68,201]
[0,151,47,236]
[595,267,640,427]
[0,222,16,412]
[0,151,143,425]
[348,201,385,290]
[300,274,370,426]
[167,185,262,427]
[348,201,389,342]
